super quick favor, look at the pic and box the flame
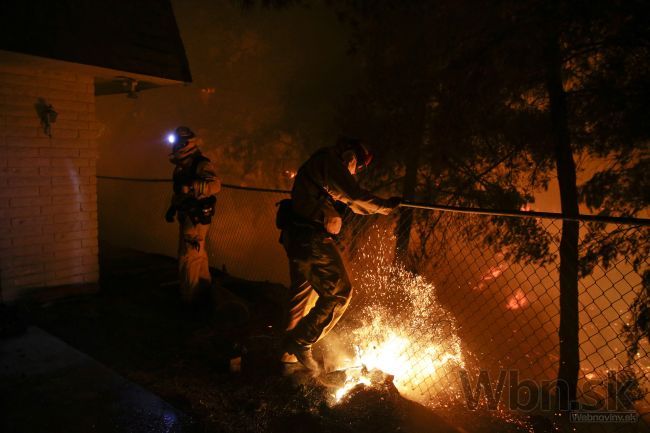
[335,371,371,401]
[331,260,466,405]
[505,288,529,310]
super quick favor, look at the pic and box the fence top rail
[97,175,650,226]
[96,175,291,194]
[401,201,650,226]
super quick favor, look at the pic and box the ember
[330,233,466,405]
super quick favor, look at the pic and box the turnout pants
[282,227,353,347]
[178,216,211,303]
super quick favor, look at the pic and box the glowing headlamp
[167,133,176,145]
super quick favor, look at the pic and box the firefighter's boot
[283,336,320,374]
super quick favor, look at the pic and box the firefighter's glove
[165,205,176,223]
[387,196,403,209]
[378,197,402,215]
[324,215,342,235]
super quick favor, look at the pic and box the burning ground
[326,263,465,405]
[13,245,544,433]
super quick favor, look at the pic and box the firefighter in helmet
[165,126,221,304]
[277,136,401,373]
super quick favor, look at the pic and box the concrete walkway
[0,327,194,433]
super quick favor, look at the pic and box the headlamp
[167,133,176,145]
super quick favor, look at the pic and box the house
[0,0,191,301]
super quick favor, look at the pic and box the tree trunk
[394,98,428,269]
[545,33,580,410]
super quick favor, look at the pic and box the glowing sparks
[333,316,465,403]
[330,239,466,405]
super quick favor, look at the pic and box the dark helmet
[168,126,198,162]
[337,136,373,172]
[171,126,196,149]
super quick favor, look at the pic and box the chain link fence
[98,176,650,429]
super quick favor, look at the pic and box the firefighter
[165,126,221,304]
[277,136,401,373]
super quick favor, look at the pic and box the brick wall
[0,63,99,301]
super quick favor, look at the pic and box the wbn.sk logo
[458,370,639,412]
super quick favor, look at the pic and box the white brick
[13,274,45,287]
[43,99,87,113]
[53,246,93,260]
[79,167,95,176]
[52,194,89,205]
[40,70,78,82]
[81,219,98,230]
[10,157,50,168]
[54,265,88,279]
[2,244,43,258]
[41,203,81,215]
[40,185,78,196]
[0,66,98,297]
[50,157,89,167]
[0,186,40,197]
[77,112,96,121]
[0,221,41,239]
[42,221,83,234]
[79,129,100,140]
[49,128,79,139]
[50,138,91,149]
[40,148,79,158]
[0,125,40,138]
[0,207,37,218]
[1,167,39,176]
[4,116,41,128]
[46,79,86,92]
[39,166,78,176]
[81,238,98,248]
[53,211,90,223]
[8,176,51,187]
[43,239,81,253]
[0,72,46,86]
[0,147,40,158]
[45,257,84,272]
[51,175,81,185]
[0,105,37,118]
[12,215,54,227]
[4,264,45,278]
[11,196,52,207]
[83,272,99,283]
[12,234,54,248]
[80,201,96,212]
[5,136,51,148]
[53,229,93,241]
[46,275,85,287]
[8,253,54,268]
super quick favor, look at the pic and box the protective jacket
[169,150,221,304]
[280,146,393,349]
[291,146,392,229]
[170,152,221,223]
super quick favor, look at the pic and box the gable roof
[0,0,192,92]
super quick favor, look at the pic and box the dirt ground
[10,244,550,433]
